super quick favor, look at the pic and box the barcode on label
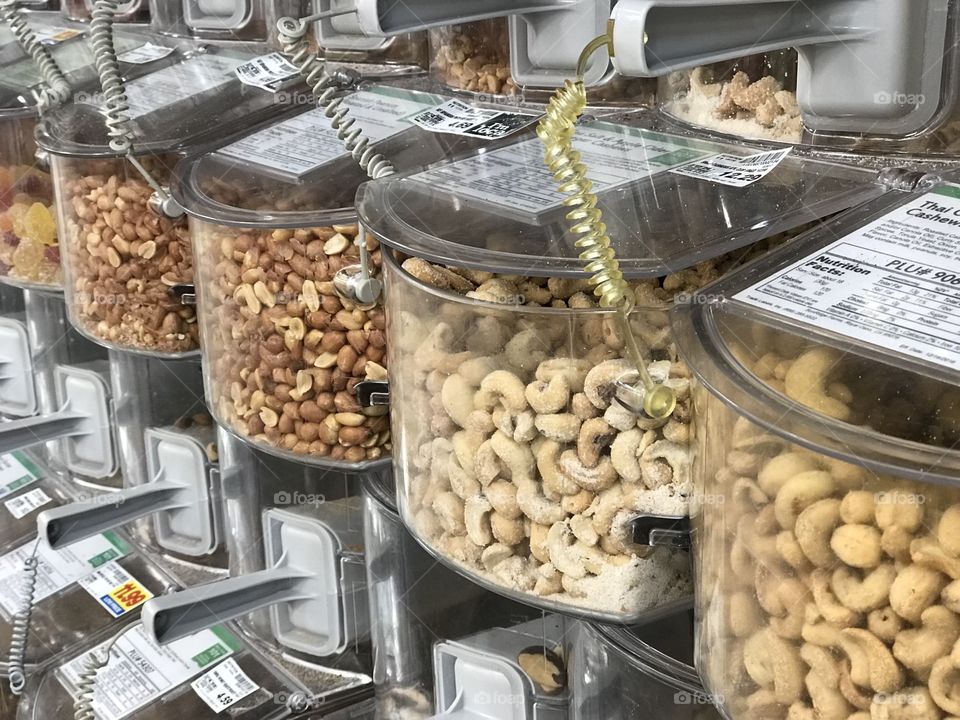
[191,658,259,712]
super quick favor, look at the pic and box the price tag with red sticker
[79,563,154,617]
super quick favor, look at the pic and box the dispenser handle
[142,566,311,645]
[38,481,183,550]
[0,407,86,455]
[609,0,868,76]
[351,0,578,35]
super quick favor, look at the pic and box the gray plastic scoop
[37,427,218,554]
[142,507,366,657]
[0,406,86,455]
[611,0,951,135]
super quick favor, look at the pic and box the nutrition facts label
[218,86,442,179]
[736,184,960,371]
[4,487,51,518]
[60,624,246,720]
[408,122,713,220]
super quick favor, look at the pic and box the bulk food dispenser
[354,108,905,622]
[149,0,304,43]
[581,0,960,157]
[61,0,148,22]
[35,39,304,356]
[0,13,164,289]
[669,175,960,720]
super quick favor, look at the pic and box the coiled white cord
[7,542,40,696]
[0,0,71,109]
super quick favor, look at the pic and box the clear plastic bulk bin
[36,43,302,356]
[356,111,893,622]
[429,17,652,103]
[671,177,960,720]
[573,615,722,719]
[16,619,303,720]
[62,0,148,22]
[0,15,152,290]
[175,84,529,469]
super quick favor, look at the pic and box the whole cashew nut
[743,628,805,705]
[775,471,836,530]
[559,450,618,492]
[839,628,904,694]
[525,375,571,415]
[889,564,950,623]
[892,605,960,680]
[831,524,883,568]
[758,452,822,497]
[811,569,863,627]
[832,564,898,613]
[795,498,842,568]
[577,418,617,468]
[784,347,853,421]
[583,360,635,410]
[477,371,529,414]
[930,651,960,715]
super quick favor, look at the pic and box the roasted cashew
[480,543,514,572]
[944,581,960,614]
[839,628,905,693]
[930,652,960,716]
[639,440,689,490]
[464,496,493,546]
[729,590,765,638]
[535,440,580,497]
[610,428,648,483]
[458,356,499,386]
[840,491,877,525]
[838,659,873,710]
[441,374,476,428]
[876,491,926,533]
[743,628,805,704]
[832,524,883,568]
[433,492,466,535]
[559,450,618,492]
[583,359,635,410]
[871,687,940,720]
[533,563,563,596]
[801,643,842,686]
[586,486,623,536]
[604,401,639,432]
[893,605,960,680]
[561,489,594,515]
[868,608,905,644]
[535,358,590,393]
[769,578,808,640]
[534,413,582,443]
[784,347,852,421]
[940,506,960,557]
[775,471,836,530]
[811,569,863,627]
[806,668,853,720]
[546,521,608,579]
[795,498,842,568]
[571,392,600,420]
[882,526,916,564]
[490,511,525,546]
[474,440,501,484]
[489,431,536,478]
[577,418,617,468]
[758,452,822,497]
[912,537,960,580]
[530,523,550,564]
[777,530,813,573]
[515,477,565,525]
[525,376,571,415]
[477,371,528,414]
[569,513,599,546]
[448,455,481,500]
[452,431,484,479]
[832,564,898,612]
[504,329,549,373]
[890,564,950,623]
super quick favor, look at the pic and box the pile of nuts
[60,156,197,354]
[665,65,802,142]
[195,222,389,464]
[393,256,741,616]
[0,166,61,287]
[431,20,517,95]
[699,342,960,720]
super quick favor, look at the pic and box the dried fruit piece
[23,202,56,245]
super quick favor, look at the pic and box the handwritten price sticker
[105,580,153,615]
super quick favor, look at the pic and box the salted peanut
[198,219,389,464]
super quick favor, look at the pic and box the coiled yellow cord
[537,32,676,420]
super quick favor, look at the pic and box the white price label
[118,43,174,65]
[192,658,259,712]
[0,532,129,616]
[79,562,153,617]
[33,26,84,46]
[671,147,792,187]
[0,451,43,498]
[5,487,51,519]
[736,183,960,371]
[235,52,299,91]
[122,53,244,119]
[218,86,442,179]
[60,624,242,720]
[409,122,714,217]
[411,98,537,140]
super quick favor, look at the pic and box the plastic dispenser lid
[173,84,525,228]
[0,318,37,417]
[671,176,960,482]
[183,0,253,30]
[55,363,116,479]
[263,507,356,657]
[147,427,218,556]
[35,42,295,158]
[356,112,887,278]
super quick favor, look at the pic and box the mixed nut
[699,340,960,720]
[195,221,389,464]
[430,20,517,96]
[59,155,197,354]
